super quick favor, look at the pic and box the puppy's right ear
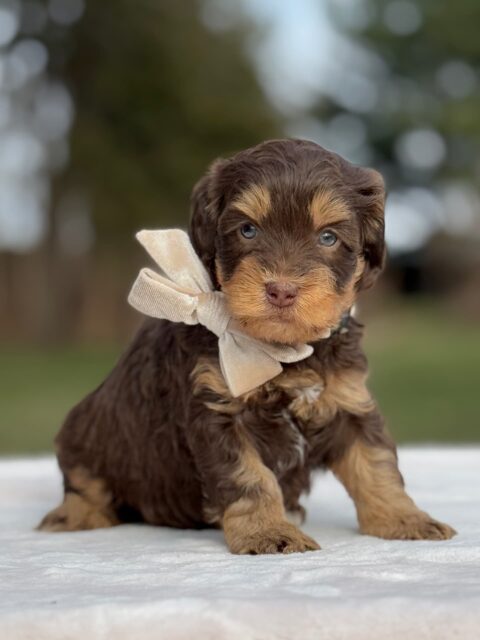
[188,159,226,285]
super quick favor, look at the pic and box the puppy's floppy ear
[188,159,226,286]
[349,164,386,290]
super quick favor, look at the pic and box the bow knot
[196,291,230,338]
[128,229,313,397]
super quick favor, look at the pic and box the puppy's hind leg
[38,467,119,532]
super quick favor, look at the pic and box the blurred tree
[61,0,279,243]
[1,0,280,343]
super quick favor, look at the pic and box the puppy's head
[189,139,385,344]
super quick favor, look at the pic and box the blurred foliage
[59,0,280,244]
[324,0,480,188]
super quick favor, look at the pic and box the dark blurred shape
[66,0,279,242]
[387,233,480,307]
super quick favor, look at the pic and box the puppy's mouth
[264,303,297,324]
[230,290,343,345]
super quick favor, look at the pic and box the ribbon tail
[218,333,283,397]
[268,342,314,363]
[228,321,314,364]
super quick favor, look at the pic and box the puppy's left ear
[350,165,386,290]
[188,158,227,286]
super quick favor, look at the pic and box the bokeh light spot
[33,82,74,141]
[11,38,48,78]
[436,60,477,100]
[395,128,446,171]
[0,2,19,47]
[48,0,84,26]
[383,1,422,36]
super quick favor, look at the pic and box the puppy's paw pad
[37,499,117,532]
[412,517,457,540]
[231,522,320,555]
[362,511,457,541]
[37,507,70,532]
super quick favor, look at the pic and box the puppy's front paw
[361,510,457,541]
[229,521,320,555]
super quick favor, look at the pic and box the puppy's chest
[244,365,374,471]
[192,357,374,472]
[260,364,372,425]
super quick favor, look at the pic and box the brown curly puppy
[39,139,456,553]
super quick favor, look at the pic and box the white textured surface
[1,448,480,640]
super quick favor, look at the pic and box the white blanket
[1,448,479,640]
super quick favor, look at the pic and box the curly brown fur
[39,139,456,552]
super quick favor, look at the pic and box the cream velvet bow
[128,229,314,397]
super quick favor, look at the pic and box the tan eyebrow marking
[310,189,351,228]
[231,184,271,222]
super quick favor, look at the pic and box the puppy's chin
[233,312,336,345]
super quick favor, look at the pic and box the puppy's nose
[266,282,298,308]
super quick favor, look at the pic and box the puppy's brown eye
[319,230,337,247]
[240,223,257,239]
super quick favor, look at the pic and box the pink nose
[266,282,298,308]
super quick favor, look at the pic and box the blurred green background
[0,0,479,453]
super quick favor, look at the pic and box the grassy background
[1,301,479,453]
[364,302,479,443]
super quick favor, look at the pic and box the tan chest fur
[192,359,375,425]
[262,367,374,425]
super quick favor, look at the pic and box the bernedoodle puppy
[39,139,456,553]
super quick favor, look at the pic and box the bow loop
[128,229,313,397]
[136,229,212,294]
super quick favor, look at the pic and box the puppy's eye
[240,223,257,239]
[318,230,337,247]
